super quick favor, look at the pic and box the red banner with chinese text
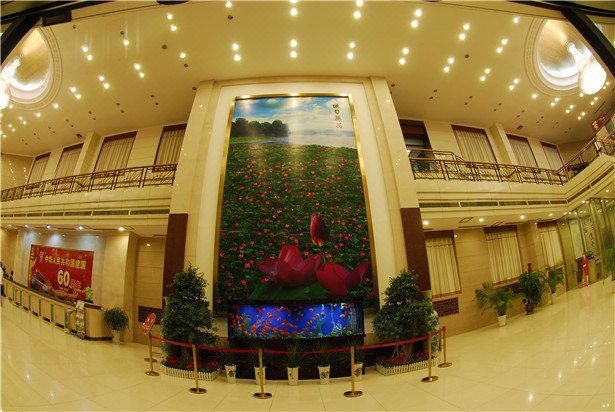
[28,245,94,301]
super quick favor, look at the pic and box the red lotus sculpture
[316,261,370,297]
[310,215,330,247]
[257,245,323,287]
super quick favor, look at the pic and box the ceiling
[1,1,614,158]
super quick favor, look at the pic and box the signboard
[28,245,94,301]
[142,313,156,335]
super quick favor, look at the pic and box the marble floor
[1,281,613,411]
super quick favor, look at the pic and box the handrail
[557,136,615,178]
[408,156,567,185]
[1,163,177,203]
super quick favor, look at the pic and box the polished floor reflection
[1,282,613,411]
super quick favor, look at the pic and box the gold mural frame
[213,93,377,311]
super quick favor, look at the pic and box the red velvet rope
[150,327,446,355]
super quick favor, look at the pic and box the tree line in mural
[230,118,289,138]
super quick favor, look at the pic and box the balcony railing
[557,136,615,178]
[409,156,567,185]
[1,164,177,203]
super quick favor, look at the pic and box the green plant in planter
[103,307,129,332]
[217,340,237,366]
[312,340,333,367]
[545,266,564,294]
[284,342,305,368]
[518,267,547,314]
[606,244,615,277]
[475,282,515,317]
[160,265,217,368]
[373,269,434,358]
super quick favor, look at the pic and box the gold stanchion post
[144,331,158,363]
[253,348,272,399]
[438,327,452,368]
[344,346,363,398]
[189,344,206,394]
[421,333,438,383]
[145,331,160,376]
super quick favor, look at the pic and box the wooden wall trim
[400,207,431,291]
[162,213,188,298]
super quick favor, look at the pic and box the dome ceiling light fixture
[0,58,21,110]
[566,42,607,95]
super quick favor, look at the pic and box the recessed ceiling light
[81,45,89,53]
[349,41,356,49]
[232,43,239,51]
[402,47,409,55]
[479,218,485,222]
[98,75,105,81]
[463,23,470,31]
[480,75,486,81]
[53,103,59,109]
[35,112,41,117]
[458,33,466,40]
[290,7,298,16]
[496,47,503,53]
[134,63,141,70]
[123,39,129,46]
[356,0,363,6]
[290,50,297,58]
[484,68,491,74]
[501,38,508,45]
[578,116,582,120]
[448,57,455,64]
[346,51,354,60]
[139,72,145,78]
[581,111,586,116]
[443,66,450,72]
[554,97,560,102]
[579,93,584,97]
[103,83,110,89]
[167,13,173,20]
[508,85,514,90]
[225,1,232,7]
[170,24,177,31]
[179,52,187,59]
[86,54,93,61]
[513,16,520,23]
[531,93,538,99]
[423,220,429,225]
[399,57,406,65]
[353,10,361,19]
[75,94,81,99]
[290,39,297,48]
[549,213,553,217]
[520,215,525,219]
[551,102,556,107]
[569,104,574,109]
[593,96,599,101]
[591,101,595,105]
[566,109,570,113]
[118,226,125,232]
[233,54,241,61]
[290,0,298,3]
[69,86,77,93]
[410,19,419,28]
[415,9,423,17]
[513,78,519,84]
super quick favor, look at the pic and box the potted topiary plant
[475,282,515,326]
[160,265,217,373]
[373,269,434,360]
[103,307,129,343]
[518,264,547,314]
[545,266,564,304]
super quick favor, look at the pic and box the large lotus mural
[217,95,374,310]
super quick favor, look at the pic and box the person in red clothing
[581,252,589,286]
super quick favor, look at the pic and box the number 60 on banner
[57,270,71,287]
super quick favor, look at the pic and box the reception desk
[3,278,111,340]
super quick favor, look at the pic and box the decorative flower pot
[551,293,556,305]
[287,366,299,385]
[254,366,266,385]
[111,329,122,344]
[225,364,236,384]
[353,362,363,381]
[318,365,330,385]
[497,314,507,327]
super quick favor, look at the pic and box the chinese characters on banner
[28,245,94,301]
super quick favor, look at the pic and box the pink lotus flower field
[217,143,374,310]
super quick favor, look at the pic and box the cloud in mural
[233,96,355,140]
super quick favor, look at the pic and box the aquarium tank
[227,300,364,339]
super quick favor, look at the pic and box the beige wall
[423,121,460,156]
[127,126,163,168]
[1,153,32,188]
[132,237,165,345]
[559,139,590,164]
[1,228,18,272]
